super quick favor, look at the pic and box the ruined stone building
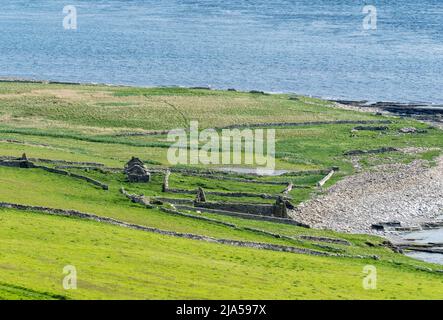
[0,153,34,168]
[124,157,151,182]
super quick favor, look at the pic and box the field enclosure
[1,82,443,299]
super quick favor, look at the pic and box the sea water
[0,0,442,103]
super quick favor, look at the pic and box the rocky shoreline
[330,99,443,129]
[289,156,443,235]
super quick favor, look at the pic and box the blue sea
[0,0,442,102]
[403,227,443,265]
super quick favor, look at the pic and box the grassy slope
[0,82,442,299]
[0,167,302,247]
[1,209,442,300]
[0,82,377,131]
[0,165,413,260]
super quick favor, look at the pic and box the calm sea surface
[403,228,443,265]
[1,0,442,103]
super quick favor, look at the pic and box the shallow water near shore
[402,228,443,265]
[1,0,442,103]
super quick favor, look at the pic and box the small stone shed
[124,157,151,183]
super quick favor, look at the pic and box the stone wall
[344,147,398,156]
[220,119,392,130]
[0,159,108,190]
[0,156,105,167]
[178,172,291,185]
[0,201,329,257]
[299,235,351,246]
[154,197,194,205]
[165,187,290,200]
[119,188,153,208]
[0,159,34,168]
[280,167,340,177]
[175,204,307,227]
[159,207,237,228]
[195,201,275,216]
[317,170,335,188]
[36,165,109,190]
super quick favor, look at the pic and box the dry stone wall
[195,201,275,216]
[175,204,308,227]
[119,188,153,208]
[220,119,392,130]
[0,156,105,167]
[0,158,108,190]
[0,201,329,257]
[165,187,290,200]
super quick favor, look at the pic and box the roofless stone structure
[124,157,151,183]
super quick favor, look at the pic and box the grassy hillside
[2,209,442,300]
[0,82,442,299]
[0,82,377,132]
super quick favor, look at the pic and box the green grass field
[2,209,443,300]
[1,82,442,299]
